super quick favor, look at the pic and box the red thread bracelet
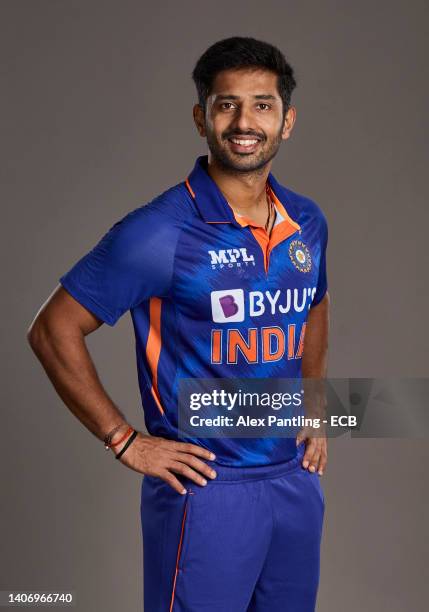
[108,426,133,449]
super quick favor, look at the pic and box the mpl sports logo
[208,248,256,270]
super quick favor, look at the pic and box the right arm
[27,284,217,494]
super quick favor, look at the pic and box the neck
[206,153,272,212]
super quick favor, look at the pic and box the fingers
[169,460,211,488]
[160,452,218,494]
[295,430,305,447]
[302,439,317,470]
[171,441,216,462]
[174,453,217,481]
[160,470,188,495]
[120,435,221,494]
[302,437,328,475]
[318,443,328,475]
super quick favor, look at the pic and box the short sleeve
[310,216,328,308]
[59,202,178,326]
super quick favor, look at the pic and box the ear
[281,106,297,141]
[193,104,207,137]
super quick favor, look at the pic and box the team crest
[288,240,312,273]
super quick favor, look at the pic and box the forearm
[302,293,329,378]
[301,341,328,378]
[27,317,128,443]
[301,293,330,417]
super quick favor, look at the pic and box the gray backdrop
[2,1,428,610]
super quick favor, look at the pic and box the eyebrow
[215,94,277,101]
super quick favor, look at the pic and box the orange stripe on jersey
[185,178,196,199]
[169,497,190,612]
[267,184,301,232]
[250,226,270,273]
[266,185,301,267]
[146,297,165,415]
[267,222,300,259]
[236,186,300,274]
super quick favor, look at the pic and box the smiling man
[27,37,329,611]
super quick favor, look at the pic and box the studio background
[2,1,428,610]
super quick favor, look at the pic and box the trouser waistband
[203,442,306,483]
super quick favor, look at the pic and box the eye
[257,103,271,111]
[220,102,235,110]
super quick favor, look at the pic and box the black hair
[191,36,297,119]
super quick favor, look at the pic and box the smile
[227,137,262,153]
[229,138,260,146]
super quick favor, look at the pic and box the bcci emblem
[289,240,312,273]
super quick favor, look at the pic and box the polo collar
[185,155,301,232]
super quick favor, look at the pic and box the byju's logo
[211,289,245,323]
[211,287,318,323]
[208,248,255,270]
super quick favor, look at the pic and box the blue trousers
[140,443,325,611]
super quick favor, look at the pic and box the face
[193,67,296,173]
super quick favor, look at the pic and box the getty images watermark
[177,378,429,439]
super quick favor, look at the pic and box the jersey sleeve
[311,215,328,308]
[59,202,177,326]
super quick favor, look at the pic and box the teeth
[231,138,258,146]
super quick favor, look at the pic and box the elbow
[26,321,38,353]
[26,314,49,355]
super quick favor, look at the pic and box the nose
[231,104,256,134]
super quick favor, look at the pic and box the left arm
[297,291,330,475]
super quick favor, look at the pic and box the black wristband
[115,430,138,460]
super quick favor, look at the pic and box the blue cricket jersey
[59,155,328,466]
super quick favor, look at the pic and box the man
[28,37,329,612]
